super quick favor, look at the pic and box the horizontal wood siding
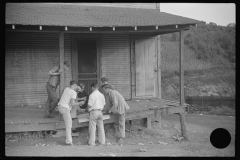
[5,31,72,107]
[101,34,131,100]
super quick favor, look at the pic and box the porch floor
[5,105,61,125]
[5,98,187,133]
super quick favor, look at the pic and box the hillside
[160,23,235,101]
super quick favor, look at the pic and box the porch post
[157,35,161,99]
[156,2,161,99]
[59,31,64,120]
[179,30,188,140]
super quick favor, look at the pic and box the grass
[161,41,213,72]
[161,41,234,74]
[216,80,235,97]
[5,131,55,142]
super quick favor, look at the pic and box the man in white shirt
[58,80,85,146]
[87,83,106,146]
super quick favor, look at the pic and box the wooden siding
[101,34,131,100]
[5,31,72,107]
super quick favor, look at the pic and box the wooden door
[134,37,157,98]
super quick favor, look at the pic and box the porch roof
[6,3,204,28]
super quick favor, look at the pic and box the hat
[101,77,108,82]
[102,84,110,89]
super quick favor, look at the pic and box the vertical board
[179,30,185,105]
[5,31,72,107]
[135,37,156,97]
[135,39,145,96]
[157,35,161,99]
[59,32,64,97]
[101,34,131,100]
[64,33,72,87]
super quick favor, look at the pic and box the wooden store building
[5,3,203,138]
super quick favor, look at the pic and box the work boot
[66,142,74,146]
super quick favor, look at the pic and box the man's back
[58,87,77,110]
[109,89,130,114]
[88,90,105,110]
[48,66,60,87]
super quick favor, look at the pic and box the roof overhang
[6,23,196,35]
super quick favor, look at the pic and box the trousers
[58,106,72,144]
[88,110,105,146]
[115,113,125,138]
[45,83,58,115]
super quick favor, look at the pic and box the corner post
[179,30,188,140]
[156,2,161,99]
[157,35,161,99]
[59,31,64,120]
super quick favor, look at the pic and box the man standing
[99,77,114,113]
[86,83,106,146]
[58,80,84,146]
[45,61,70,118]
[102,84,130,144]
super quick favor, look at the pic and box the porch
[5,98,188,135]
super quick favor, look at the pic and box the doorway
[76,40,98,95]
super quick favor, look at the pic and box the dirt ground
[5,114,235,157]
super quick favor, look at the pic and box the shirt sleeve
[102,94,106,106]
[49,66,59,73]
[88,94,94,107]
[71,90,77,100]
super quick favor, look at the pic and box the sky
[160,3,236,26]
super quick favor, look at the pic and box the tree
[227,23,235,27]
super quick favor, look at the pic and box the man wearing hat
[45,61,70,118]
[102,84,130,144]
[99,77,114,112]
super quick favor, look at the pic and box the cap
[102,84,110,89]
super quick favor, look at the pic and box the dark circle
[210,128,231,149]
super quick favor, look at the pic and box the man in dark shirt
[76,83,88,109]
[45,61,70,118]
